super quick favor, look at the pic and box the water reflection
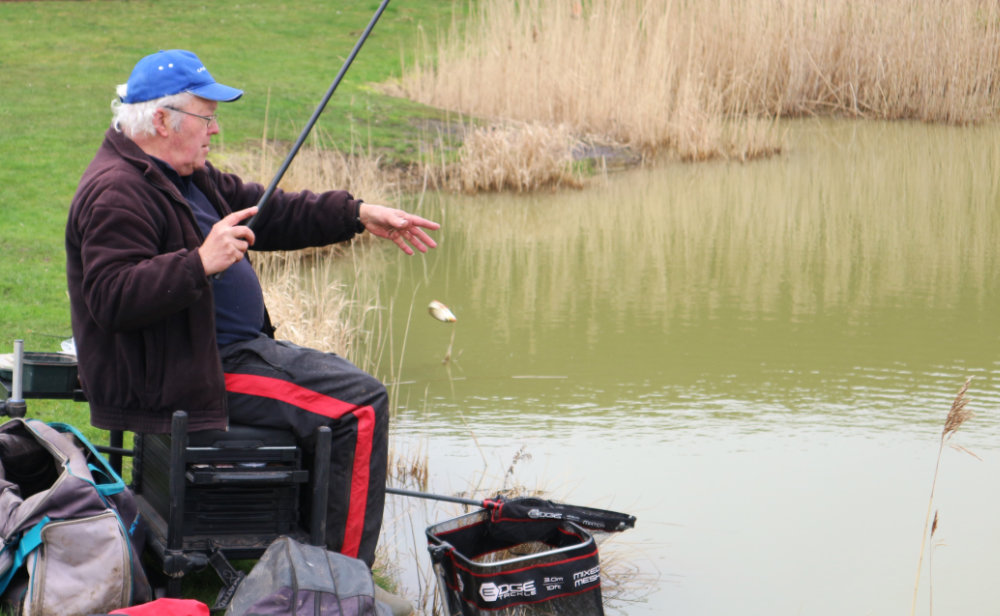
[344,119,1000,614]
[370,119,1000,439]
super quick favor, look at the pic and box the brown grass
[250,249,362,357]
[404,118,592,193]
[452,121,583,193]
[394,0,1000,162]
[217,140,400,207]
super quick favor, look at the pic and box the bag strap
[88,463,124,498]
[0,516,50,596]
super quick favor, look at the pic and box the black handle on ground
[245,0,392,232]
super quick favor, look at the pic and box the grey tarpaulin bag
[0,418,151,616]
[225,536,392,616]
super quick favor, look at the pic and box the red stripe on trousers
[223,372,373,558]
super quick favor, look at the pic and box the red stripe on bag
[223,372,374,557]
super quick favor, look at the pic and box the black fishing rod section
[386,486,637,533]
[386,486,480,507]
[246,0,392,232]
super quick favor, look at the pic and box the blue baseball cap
[121,49,243,104]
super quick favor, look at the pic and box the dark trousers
[219,335,388,566]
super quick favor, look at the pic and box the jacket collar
[102,126,216,206]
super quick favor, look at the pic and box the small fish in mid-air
[428,300,457,323]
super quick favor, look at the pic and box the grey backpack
[0,418,150,616]
[225,536,392,616]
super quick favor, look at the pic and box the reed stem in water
[911,377,974,616]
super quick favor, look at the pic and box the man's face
[160,97,219,176]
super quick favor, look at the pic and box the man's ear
[152,108,171,137]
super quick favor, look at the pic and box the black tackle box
[138,425,309,538]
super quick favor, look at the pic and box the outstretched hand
[359,203,440,255]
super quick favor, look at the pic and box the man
[66,49,435,613]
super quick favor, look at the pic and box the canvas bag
[225,536,392,616]
[0,418,150,616]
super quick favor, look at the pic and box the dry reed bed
[396,0,1000,163]
[452,121,583,192]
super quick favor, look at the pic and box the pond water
[353,119,1000,615]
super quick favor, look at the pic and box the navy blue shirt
[155,159,266,347]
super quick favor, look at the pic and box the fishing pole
[387,486,480,507]
[386,486,637,532]
[246,0,391,232]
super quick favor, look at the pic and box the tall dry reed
[395,0,1000,161]
[911,377,976,616]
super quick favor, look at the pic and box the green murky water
[355,119,1000,615]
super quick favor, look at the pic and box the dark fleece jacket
[66,127,362,433]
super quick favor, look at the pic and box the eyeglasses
[164,106,218,129]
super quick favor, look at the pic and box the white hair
[111,86,192,138]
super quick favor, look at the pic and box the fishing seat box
[135,423,309,550]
